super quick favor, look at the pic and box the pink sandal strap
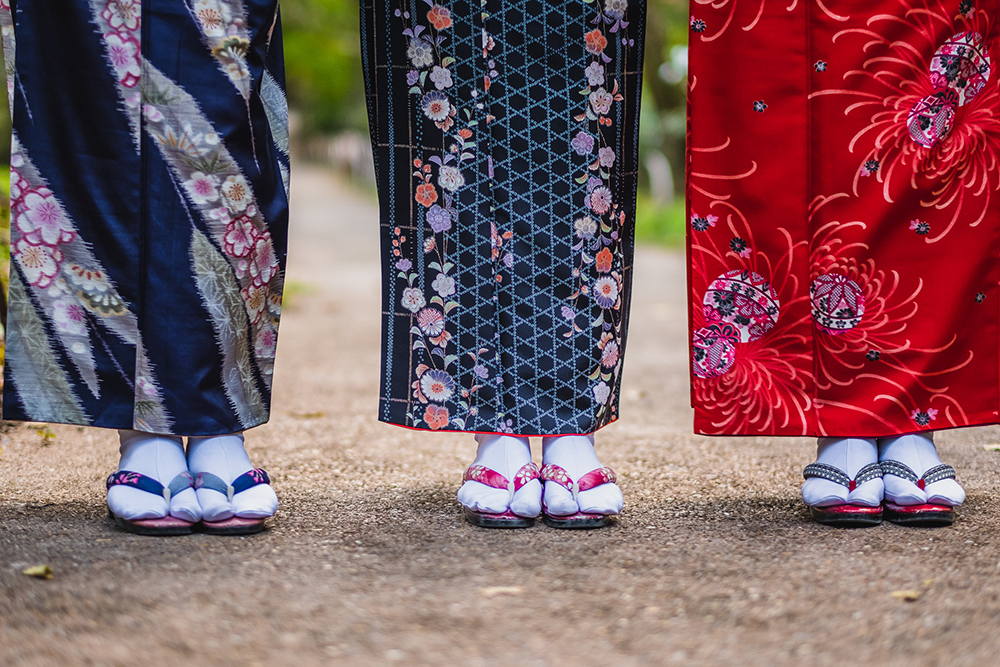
[463,462,540,494]
[539,464,617,494]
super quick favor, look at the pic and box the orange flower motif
[424,404,449,430]
[415,183,438,207]
[595,247,613,273]
[584,29,607,55]
[458,128,473,139]
[426,5,452,30]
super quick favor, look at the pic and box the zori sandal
[461,463,540,528]
[880,461,957,526]
[194,469,273,535]
[802,462,884,527]
[539,464,618,529]
[106,470,197,536]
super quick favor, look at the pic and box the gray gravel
[3,165,1000,666]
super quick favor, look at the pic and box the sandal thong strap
[540,464,617,503]
[880,460,955,489]
[802,462,882,491]
[106,470,194,504]
[195,469,271,503]
[463,462,540,497]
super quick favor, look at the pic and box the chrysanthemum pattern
[689,0,995,436]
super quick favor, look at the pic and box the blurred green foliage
[282,0,367,135]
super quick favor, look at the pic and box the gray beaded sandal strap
[803,461,882,492]
[880,460,956,490]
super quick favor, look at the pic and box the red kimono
[687,0,1000,436]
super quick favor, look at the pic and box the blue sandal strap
[194,469,271,502]
[106,470,194,503]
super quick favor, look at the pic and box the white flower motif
[438,165,465,192]
[432,272,456,297]
[221,174,253,213]
[254,324,279,358]
[19,191,75,245]
[593,381,611,404]
[185,172,221,205]
[14,239,63,288]
[585,62,605,87]
[401,287,426,313]
[589,88,613,115]
[429,65,453,90]
[407,39,434,68]
[104,0,141,31]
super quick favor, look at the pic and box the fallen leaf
[480,586,523,598]
[296,412,325,419]
[891,590,919,602]
[923,579,935,588]
[983,445,1000,451]
[22,565,53,580]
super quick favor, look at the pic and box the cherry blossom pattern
[90,0,142,144]
[191,0,253,100]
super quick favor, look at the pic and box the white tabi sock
[187,433,278,522]
[802,438,884,508]
[456,434,541,518]
[108,430,202,522]
[541,434,623,516]
[878,433,964,507]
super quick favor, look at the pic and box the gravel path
[3,165,1000,666]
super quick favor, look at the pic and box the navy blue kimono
[1,0,290,435]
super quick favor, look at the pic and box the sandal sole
[463,507,535,528]
[883,502,954,527]
[199,517,269,535]
[108,509,196,536]
[809,505,883,528]
[542,513,613,529]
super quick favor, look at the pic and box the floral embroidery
[564,0,635,426]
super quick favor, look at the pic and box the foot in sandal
[458,434,542,528]
[188,433,278,534]
[540,434,622,529]
[802,437,884,527]
[106,430,203,536]
[878,432,963,526]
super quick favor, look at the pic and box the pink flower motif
[18,190,76,245]
[255,325,278,358]
[103,0,141,31]
[53,301,88,336]
[247,232,279,286]
[105,32,141,87]
[589,186,613,215]
[224,215,258,258]
[13,238,63,288]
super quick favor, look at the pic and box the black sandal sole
[542,513,613,529]
[809,506,883,527]
[463,507,535,528]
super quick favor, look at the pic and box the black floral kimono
[362,0,645,436]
